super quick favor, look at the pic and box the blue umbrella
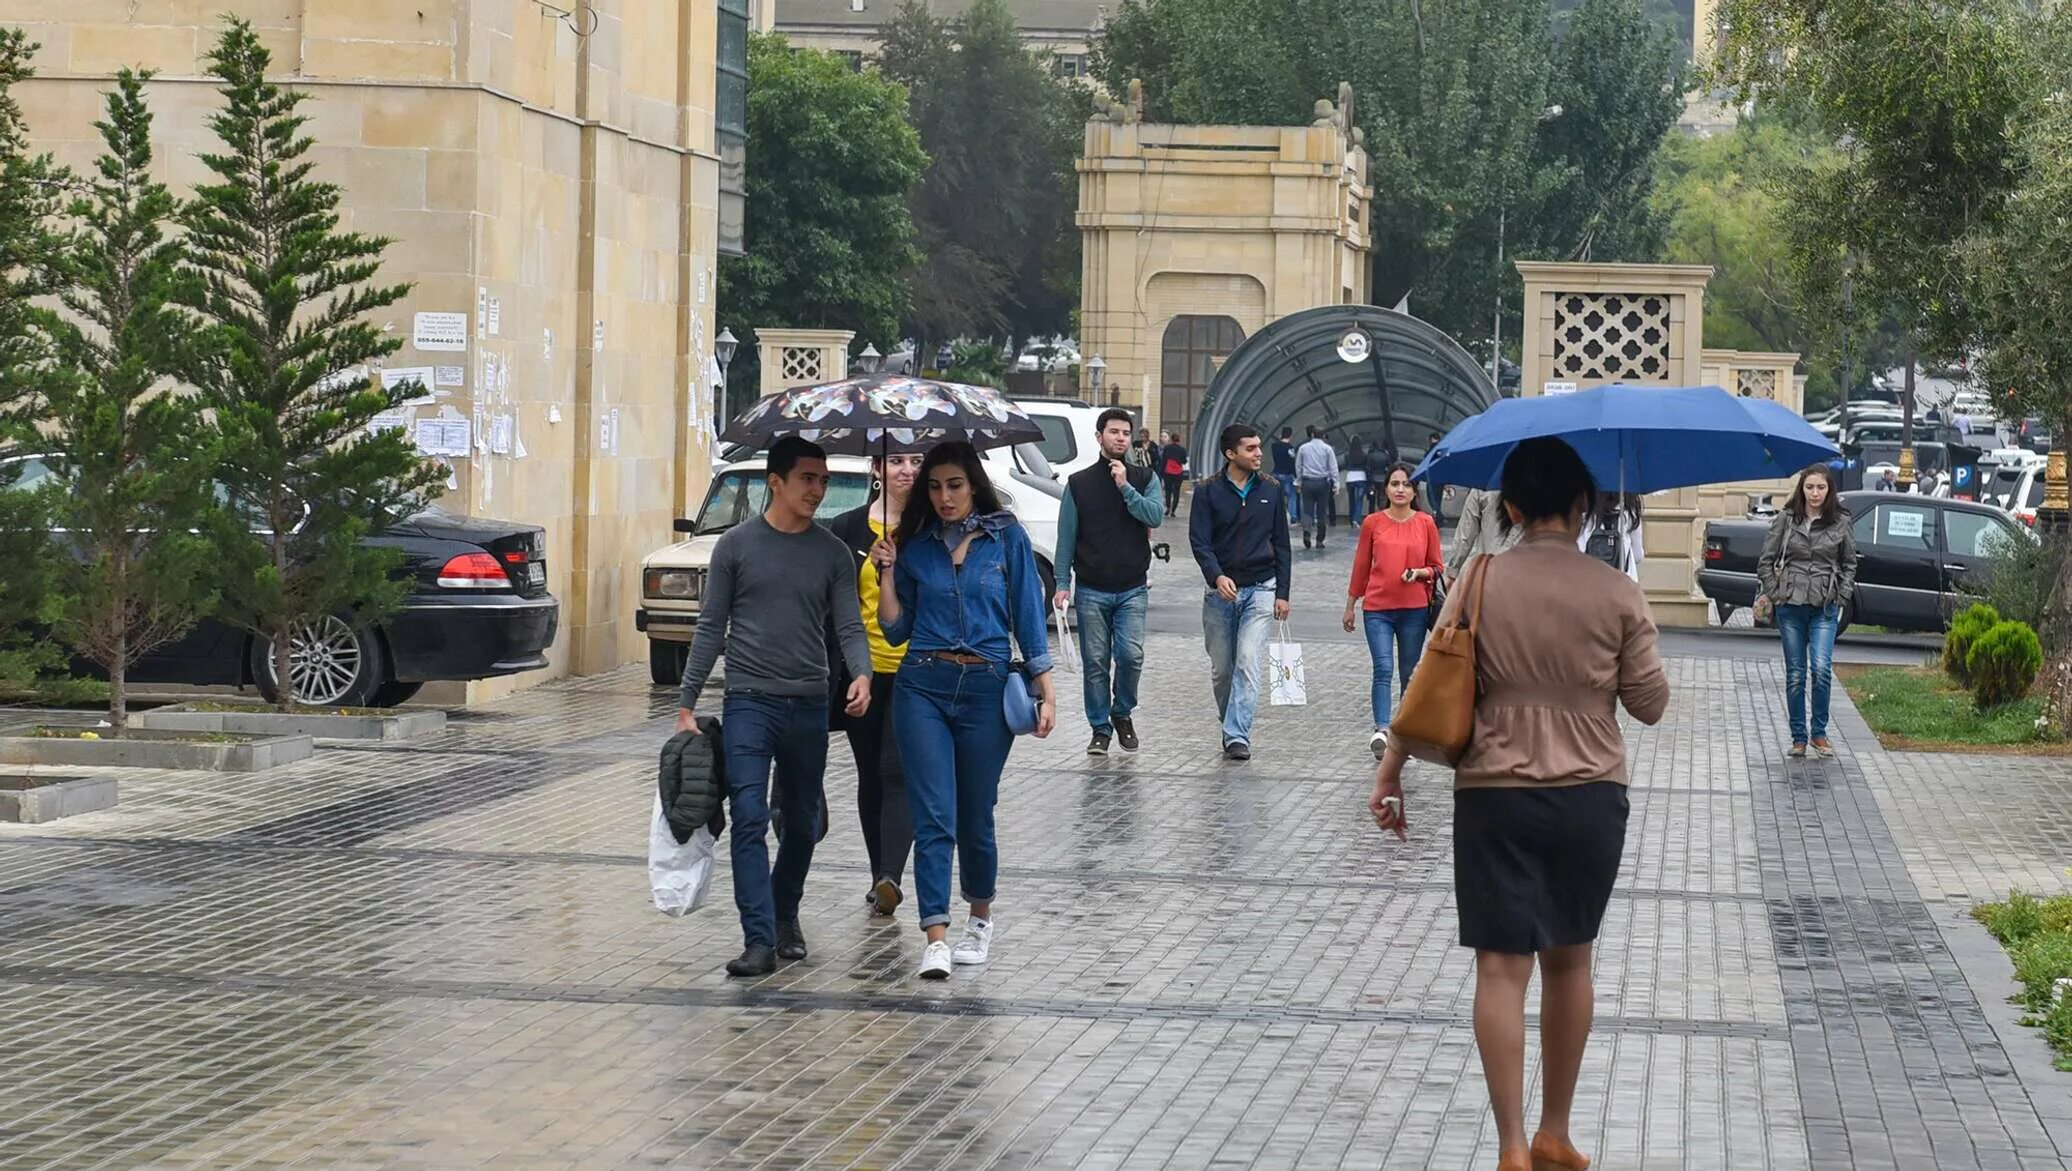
[1413,384,1840,493]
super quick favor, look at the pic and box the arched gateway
[1191,304,1500,474]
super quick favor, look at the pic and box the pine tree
[0,29,71,694]
[175,21,440,710]
[43,70,217,733]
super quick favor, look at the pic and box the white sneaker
[918,939,953,980]
[1370,728,1389,760]
[952,918,993,965]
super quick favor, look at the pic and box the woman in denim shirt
[872,441,1057,979]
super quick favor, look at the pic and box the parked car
[3,453,558,707]
[1980,452,2049,526]
[1699,491,2030,633]
[1014,397,1110,481]
[638,445,1064,686]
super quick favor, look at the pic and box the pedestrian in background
[873,441,1056,979]
[1370,436,1669,1171]
[827,450,924,918]
[1132,427,1155,468]
[1054,408,1163,756]
[1757,464,1857,759]
[1345,437,1371,526]
[1188,423,1292,761]
[1446,487,1516,584]
[677,436,872,977]
[1159,431,1189,517]
[1344,463,1443,759]
[1295,425,1339,549]
[1272,426,1300,523]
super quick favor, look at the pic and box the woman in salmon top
[1343,462,1444,759]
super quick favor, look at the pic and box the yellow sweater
[857,516,902,675]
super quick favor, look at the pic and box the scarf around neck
[936,509,1015,551]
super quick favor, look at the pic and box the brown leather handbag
[1388,553,1491,766]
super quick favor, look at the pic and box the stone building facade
[1076,101,1371,443]
[773,0,1101,76]
[15,0,739,697]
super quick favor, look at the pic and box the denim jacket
[884,515,1054,676]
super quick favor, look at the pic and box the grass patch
[1975,892,2072,1071]
[1835,664,2062,753]
[24,726,249,744]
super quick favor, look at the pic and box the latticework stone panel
[1552,293,1672,382]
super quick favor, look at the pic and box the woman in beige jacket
[1370,437,1670,1171]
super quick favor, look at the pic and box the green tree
[718,33,924,410]
[1964,8,2072,733]
[878,0,1085,352]
[0,29,71,694]
[41,70,218,733]
[1091,0,1685,347]
[175,21,439,710]
[1714,0,2037,466]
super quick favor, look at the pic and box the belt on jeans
[917,650,990,666]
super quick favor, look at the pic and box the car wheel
[370,680,424,707]
[649,639,688,687]
[250,616,387,708]
[1837,601,1855,637]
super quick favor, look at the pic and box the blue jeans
[1076,585,1147,735]
[1776,603,1840,743]
[1348,480,1369,526]
[719,691,830,948]
[1203,584,1277,746]
[1276,472,1299,520]
[893,657,1015,931]
[1363,607,1429,729]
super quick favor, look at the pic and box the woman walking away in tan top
[1368,437,1670,1171]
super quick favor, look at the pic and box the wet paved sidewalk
[4,543,2072,1167]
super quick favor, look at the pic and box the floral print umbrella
[720,374,1045,454]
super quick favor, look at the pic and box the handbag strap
[1464,552,1493,630]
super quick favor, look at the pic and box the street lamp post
[856,342,882,375]
[1086,354,1108,404]
[714,326,738,422]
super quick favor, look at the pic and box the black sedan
[9,455,558,707]
[1700,490,2030,634]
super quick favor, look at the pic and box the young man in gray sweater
[677,436,871,977]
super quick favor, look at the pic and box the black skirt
[1453,781,1629,955]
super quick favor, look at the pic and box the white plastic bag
[1052,597,1078,672]
[649,795,717,917]
[1267,621,1307,706]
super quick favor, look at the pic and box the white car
[1014,397,1113,482]
[637,445,1064,685]
[1980,450,2048,526]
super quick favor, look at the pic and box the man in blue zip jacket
[1188,423,1292,761]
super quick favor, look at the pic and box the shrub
[1977,891,2045,944]
[2012,931,2072,1010]
[1981,531,2067,641]
[1944,603,2002,685]
[1969,619,2045,710]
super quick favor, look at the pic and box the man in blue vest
[1054,408,1165,755]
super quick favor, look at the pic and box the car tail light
[1704,545,1723,561]
[438,552,511,589]
[2020,513,2036,527]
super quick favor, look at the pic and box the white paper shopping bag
[1267,621,1307,706]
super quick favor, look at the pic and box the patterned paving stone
[0,537,2066,1168]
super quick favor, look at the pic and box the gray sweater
[678,515,870,712]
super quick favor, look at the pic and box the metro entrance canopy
[1189,304,1501,472]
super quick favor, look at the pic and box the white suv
[638,445,1064,685]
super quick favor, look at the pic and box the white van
[637,444,1063,685]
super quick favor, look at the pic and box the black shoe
[1223,740,1251,762]
[1303,531,1312,549]
[1113,717,1139,752]
[776,920,808,961]
[1088,731,1110,756]
[726,944,777,977]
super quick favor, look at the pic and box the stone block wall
[17,0,727,698]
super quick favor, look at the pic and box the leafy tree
[878,0,1085,353]
[718,33,925,411]
[1714,0,2036,465]
[1091,0,1685,346]
[1964,7,2072,732]
[0,29,71,695]
[174,21,439,710]
[41,70,218,733]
